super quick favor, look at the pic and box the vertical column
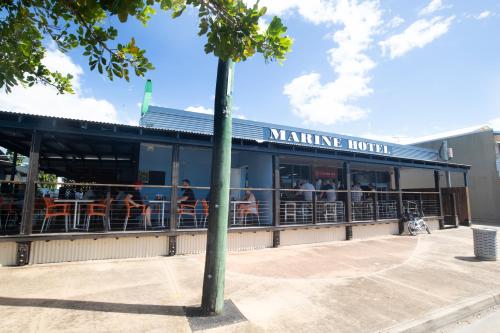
[435,170,444,229]
[394,167,404,234]
[373,191,379,221]
[168,235,177,256]
[343,161,352,240]
[272,155,280,227]
[169,144,180,232]
[272,155,280,247]
[10,151,17,181]
[463,171,471,226]
[16,242,31,266]
[20,131,42,235]
[312,194,317,224]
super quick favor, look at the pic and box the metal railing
[402,192,441,217]
[0,180,26,235]
[0,180,444,235]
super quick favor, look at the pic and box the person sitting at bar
[124,182,152,228]
[351,182,363,202]
[320,179,336,202]
[237,189,257,219]
[178,179,196,207]
[300,180,315,201]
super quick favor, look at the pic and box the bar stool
[324,202,337,222]
[300,201,313,223]
[284,202,296,223]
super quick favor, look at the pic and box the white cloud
[475,11,491,20]
[185,105,213,114]
[360,132,413,144]
[387,15,405,29]
[252,0,337,24]
[379,16,454,59]
[279,0,382,125]
[419,0,449,16]
[185,105,246,119]
[0,48,119,123]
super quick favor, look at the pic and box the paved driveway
[1,227,499,332]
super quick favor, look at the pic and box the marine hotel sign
[267,128,392,155]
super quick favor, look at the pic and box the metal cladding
[141,106,440,162]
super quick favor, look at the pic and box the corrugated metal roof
[0,109,470,169]
[141,106,441,162]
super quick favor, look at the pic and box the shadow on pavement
[0,297,185,316]
[454,256,485,262]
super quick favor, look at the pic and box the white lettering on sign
[268,128,391,155]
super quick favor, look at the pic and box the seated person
[237,189,257,219]
[300,180,315,201]
[320,179,336,202]
[178,179,196,210]
[124,182,152,228]
[351,182,363,202]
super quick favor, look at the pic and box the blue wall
[138,143,172,200]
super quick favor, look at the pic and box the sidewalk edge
[381,289,500,333]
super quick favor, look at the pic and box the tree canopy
[0,0,293,94]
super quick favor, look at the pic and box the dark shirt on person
[181,188,196,205]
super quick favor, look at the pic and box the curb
[381,289,500,333]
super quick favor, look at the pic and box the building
[0,107,470,266]
[409,126,500,226]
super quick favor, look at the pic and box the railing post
[312,193,317,224]
[170,144,180,232]
[394,167,404,235]
[20,130,42,235]
[272,155,280,227]
[373,191,379,221]
[344,161,352,240]
[435,170,444,229]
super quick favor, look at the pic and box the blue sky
[1,0,499,143]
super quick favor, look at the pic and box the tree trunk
[201,58,234,316]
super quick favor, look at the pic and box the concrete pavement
[0,227,499,332]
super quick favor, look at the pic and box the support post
[445,171,452,188]
[312,194,317,224]
[20,131,41,235]
[272,230,280,248]
[168,235,177,256]
[463,172,471,226]
[344,162,352,240]
[435,170,444,229]
[394,167,404,235]
[201,59,234,316]
[169,144,180,232]
[272,155,280,227]
[10,151,17,181]
[16,242,31,266]
[373,191,379,221]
